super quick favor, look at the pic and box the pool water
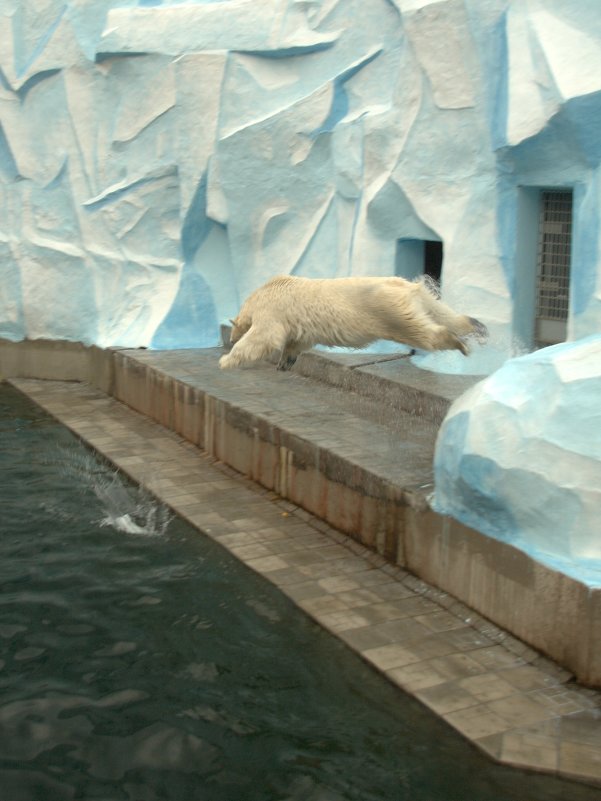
[1,383,599,801]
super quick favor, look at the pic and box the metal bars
[535,190,572,346]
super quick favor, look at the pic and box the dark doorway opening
[424,241,442,283]
[395,239,443,282]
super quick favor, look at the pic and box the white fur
[219,275,486,370]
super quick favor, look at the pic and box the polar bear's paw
[432,327,470,356]
[219,353,236,369]
[277,354,298,371]
[468,317,489,343]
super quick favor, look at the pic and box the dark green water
[1,383,599,801]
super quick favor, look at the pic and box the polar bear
[219,274,487,371]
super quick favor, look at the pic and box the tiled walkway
[10,377,601,787]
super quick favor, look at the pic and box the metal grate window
[535,190,572,346]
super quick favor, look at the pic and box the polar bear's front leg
[219,350,244,369]
[219,322,287,369]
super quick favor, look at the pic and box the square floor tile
[445,704,510,740]
[416,681,479,715]
[362,643,422,671]
[458,673,516,703]
[500,730,558,772]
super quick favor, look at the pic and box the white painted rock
[433,335,601,584]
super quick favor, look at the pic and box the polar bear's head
[229,317,250,344]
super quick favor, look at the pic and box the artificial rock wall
[1,0,601,354]
[434,334,601,586]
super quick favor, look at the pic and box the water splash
[48,447,171,537]
[95,472,172,537]
[411,335,530,377]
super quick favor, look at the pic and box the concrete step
[220,324,479,426]
[110,347,477,561]
[286,350,477,425]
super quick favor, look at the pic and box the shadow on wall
[151,269,218,350]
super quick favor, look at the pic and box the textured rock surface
[1,1,601,359]
[433,335,601,584]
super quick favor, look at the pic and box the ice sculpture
[0,0,600,358]
[433,335,601,585]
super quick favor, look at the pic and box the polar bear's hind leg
[276,341,305,371]
[395,321,469,355]
[415,280,488,342]
[277,354,297,371]
[468,316,489,342]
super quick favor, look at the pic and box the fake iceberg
[433,335,601,585]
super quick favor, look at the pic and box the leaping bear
[219,275,487,371]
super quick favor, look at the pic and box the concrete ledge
[405,509,601,688]
[288,351,477,425]
[0,338,115,394]
[110,349,414,563]
[1,337,599,686]
[220,323,477,425]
